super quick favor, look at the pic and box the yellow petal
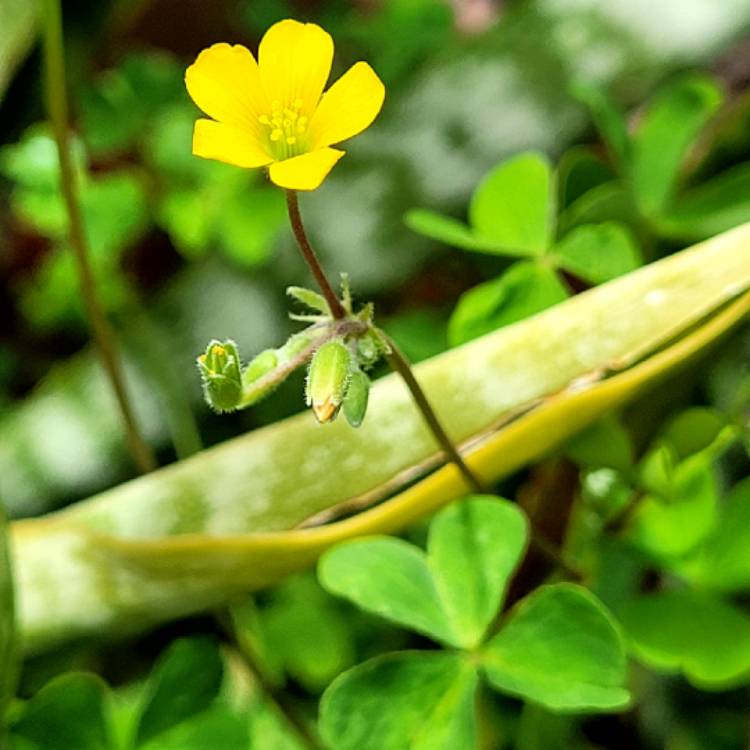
[268,147,345,190]
[192,119,272,168]
[258,20,333,116]
[311,62,385,149]
[185,43,268,133]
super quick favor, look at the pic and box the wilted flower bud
[306,340,352,423]
[197,339,242,413]
[343,368,370,428]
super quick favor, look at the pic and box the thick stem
[378,332,484,493]
[285,190,347,319]
[41,0,156,473]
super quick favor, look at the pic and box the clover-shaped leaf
[481,583,630,712]
[681,477,750,593]
[630,74,723,218]
[469,152,554,255]
[135,637,224,746]
[10,672,112,750]
[318,496,527,649]
[406,151,553,257]
[319,496,631,735]
[571,83,629,169]
[553,222,642,285]
[320,652,478,750]
[619,590,750,690]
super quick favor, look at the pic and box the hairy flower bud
[306,340,352,423]
[197,339,242,413]
[343,368,370,428]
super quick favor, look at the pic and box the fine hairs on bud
[197,339,243,413]
[306,339,353,423]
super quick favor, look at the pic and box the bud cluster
[197,280,388,428]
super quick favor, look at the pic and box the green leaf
[553,223,642,285]
[571,83,630,168]
[557,147,615,209]
[384,309,449,363]
[0,126,85,190]
[619,590,750,689]
[558,181,637,236]
[481,583,629,712]
[681,477,750,593]
[660,407,729,461]
[318,536,457,646]
[11,673,111,750]
[631,75,723,217]
[565,414,634,472]
[135,637,223,746]
[319,498,528,649]
[628,460,717,560]
[448,261,569,345]
[660,162,750,240]
[80,52,183,156]
[427,497,528,648]
[286,287,330,315]
[469,152,555,255]
[320,652,478,750]
[138,706,249,750]
[157,189,212,257]
[248,697,306,750]
[258,574,356,692]
[404,209,527,256]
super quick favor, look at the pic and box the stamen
[259,99,308,156]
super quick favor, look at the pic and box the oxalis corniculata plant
[188,20,481,492]
[7,6,750,750]
[181,19,629,745]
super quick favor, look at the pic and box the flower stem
[284,192,483,492]
[41,0,156,474]
[285,190,347,319]
[377,331,483,493]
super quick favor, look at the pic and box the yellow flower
[185,19,385,191]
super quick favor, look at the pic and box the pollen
[258,98,308,158]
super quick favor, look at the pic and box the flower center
[259,99,309,160]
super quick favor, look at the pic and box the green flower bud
[197,339,242,413]
[356,330,384,369]
[306,340,352,423]
[343,368,370,428]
